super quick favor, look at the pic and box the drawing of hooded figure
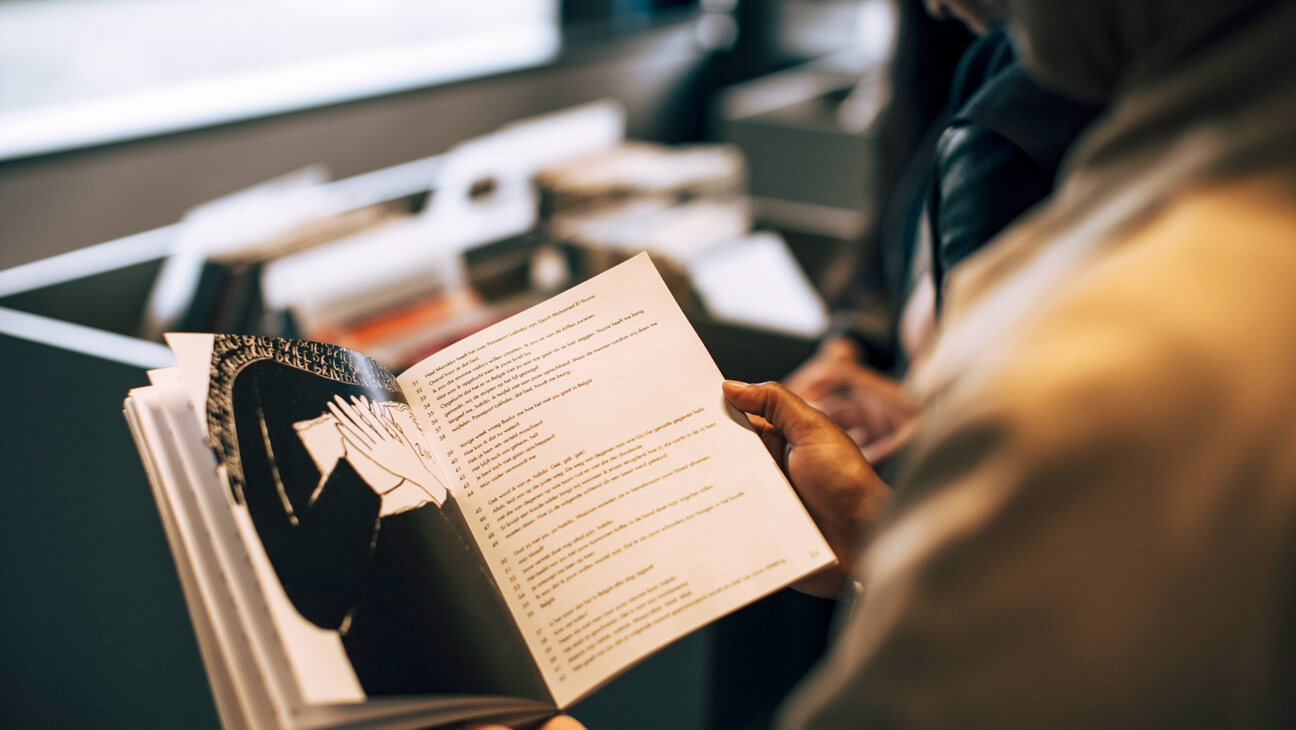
[221,347,547,701]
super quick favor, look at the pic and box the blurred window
[0,0,569,157]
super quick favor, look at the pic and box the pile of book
[136,100,829,375]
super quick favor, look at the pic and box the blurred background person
[785,1,1100,468]
[773,0,1296,726]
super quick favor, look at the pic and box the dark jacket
[926,29,1102,300]
[869,30,1101,370]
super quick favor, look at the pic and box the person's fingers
[845,426,871,448]
[815,393,901,445]
[464,715,587,730]
[784,347,876,404]
[860,418,919,465]
[816,335,860,362]
[535,717,588,730]
[722,380,835,447]
[839,368,917,413]
[740,410,788,466]
[814,393,869,426]
[783,357,847,401]
[784,336,857,384]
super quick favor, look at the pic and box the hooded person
[479,2,1296,728]
[758,0,1296,727]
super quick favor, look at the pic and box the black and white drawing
[203,335,547,700]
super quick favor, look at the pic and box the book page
[397,253,833,707]
[166,333,551,706]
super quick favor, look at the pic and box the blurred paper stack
[541,140,828,338]
[135,98,831,374]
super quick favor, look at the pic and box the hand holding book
[721,380,892,598]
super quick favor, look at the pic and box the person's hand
[722,380,891,597]
[467,715,587,730]
[783,335,867,402]
[812,386,917,464]
[783,336,918,462]
[328,395,448,505]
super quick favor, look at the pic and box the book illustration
[205,334,548,701]
[306,394,447,516]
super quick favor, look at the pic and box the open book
[123,253,833,729]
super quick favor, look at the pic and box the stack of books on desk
[540,140,829,338]
[135,99,831,375]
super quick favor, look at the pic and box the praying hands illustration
[326,395,449,514]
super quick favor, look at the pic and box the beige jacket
[780,178,1296,728]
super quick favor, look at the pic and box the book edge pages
[125,384,271,729]
[132,379,556,729]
